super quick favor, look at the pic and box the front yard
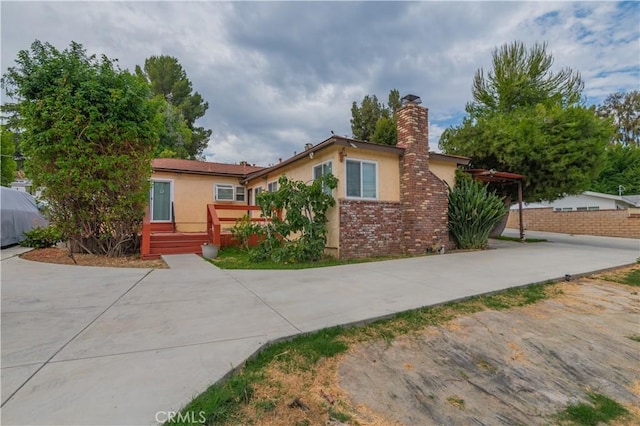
[169,264,640,425]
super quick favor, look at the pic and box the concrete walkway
[1,233,638,425]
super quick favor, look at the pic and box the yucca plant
[448,175,508,249]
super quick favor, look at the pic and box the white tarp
[1,186,49,247]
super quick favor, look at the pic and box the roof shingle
[152,158,265,176]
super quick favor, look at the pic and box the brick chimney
[396,94,429,155]
[397,95,449,254]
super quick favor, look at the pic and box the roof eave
[152,167,250,178]
[429,152,471,165]
[242,136,408,183]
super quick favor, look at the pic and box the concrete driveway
[1,233,638,425]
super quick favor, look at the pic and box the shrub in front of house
[21,226,64,249]
[448,176,507,249]
[247,174,338,263]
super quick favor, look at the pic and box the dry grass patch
[170,266,640,426]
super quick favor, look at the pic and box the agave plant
[448,176,508,249]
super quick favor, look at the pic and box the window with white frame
[215,184,234,201]
[346,159,377,199]
[235,186,245,202]
[267,181,278,192]
[313,161,333,194]
[254,187,263,204]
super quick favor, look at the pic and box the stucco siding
[429,159,456,188]
[244,146,403,253]
[151,171,246,232]
[244,144,460,256]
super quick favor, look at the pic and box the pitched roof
[243,135,470,182]
[430,152,472,165]
[152,158,265,177]
[622,195,640,207]
[582,191,640,207]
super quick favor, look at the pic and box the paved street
[1,232,638,425]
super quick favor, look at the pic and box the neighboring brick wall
[339,200,402,259]
[397,101,450,254]
[506,208,640,238]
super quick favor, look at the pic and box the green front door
[151,181,172,222]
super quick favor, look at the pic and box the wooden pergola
[465,169,526,242]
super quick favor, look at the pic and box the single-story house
[529,191,640,212]
[10,179,43,199]
[150,159,264,233]
[145,95,470,259]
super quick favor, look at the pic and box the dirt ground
[19,247,168,268]
[339,273,640,425]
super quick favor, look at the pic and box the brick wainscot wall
[339,200,402,259]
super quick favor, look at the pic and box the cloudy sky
[1,1,638,166]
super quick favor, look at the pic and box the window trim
[267,180,279,193]
[214,184,234,201]
[313,160,333,178]
[253,186,263,205]
[235,186,246,202]
[313,160,333,194]
[345,158,378,200]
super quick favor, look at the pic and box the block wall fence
[506,208,640,239]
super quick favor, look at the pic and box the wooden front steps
[147,231,209,258]
[145,231,241,259]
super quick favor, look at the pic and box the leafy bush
[21,226,63,248]
[2,41,160,257]
[230,215,262,252]
[448,176,507,249]
[250,173,338,263]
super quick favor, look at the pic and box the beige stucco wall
[246,146,340,252]
[152,149,460,252]
[246,146,402,201]
[245,146,460,257]
[151,171,247,232]
[429,159,457,188]
[245,146,402,254]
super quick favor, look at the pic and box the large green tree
[136,56,211,159]
[468,42,583,116]
[591,91,640,195]
[590,144,640,195]
[439,41,613,202]
[156,101,193,159]
[1,40,160,256]
[351,89,401,145]
[0,127,17,186]
[596,90,639,148]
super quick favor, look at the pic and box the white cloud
[2,1,638,165]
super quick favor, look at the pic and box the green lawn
[556,392,629,426]
[208,246,409,270]
[602,268,640,287]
